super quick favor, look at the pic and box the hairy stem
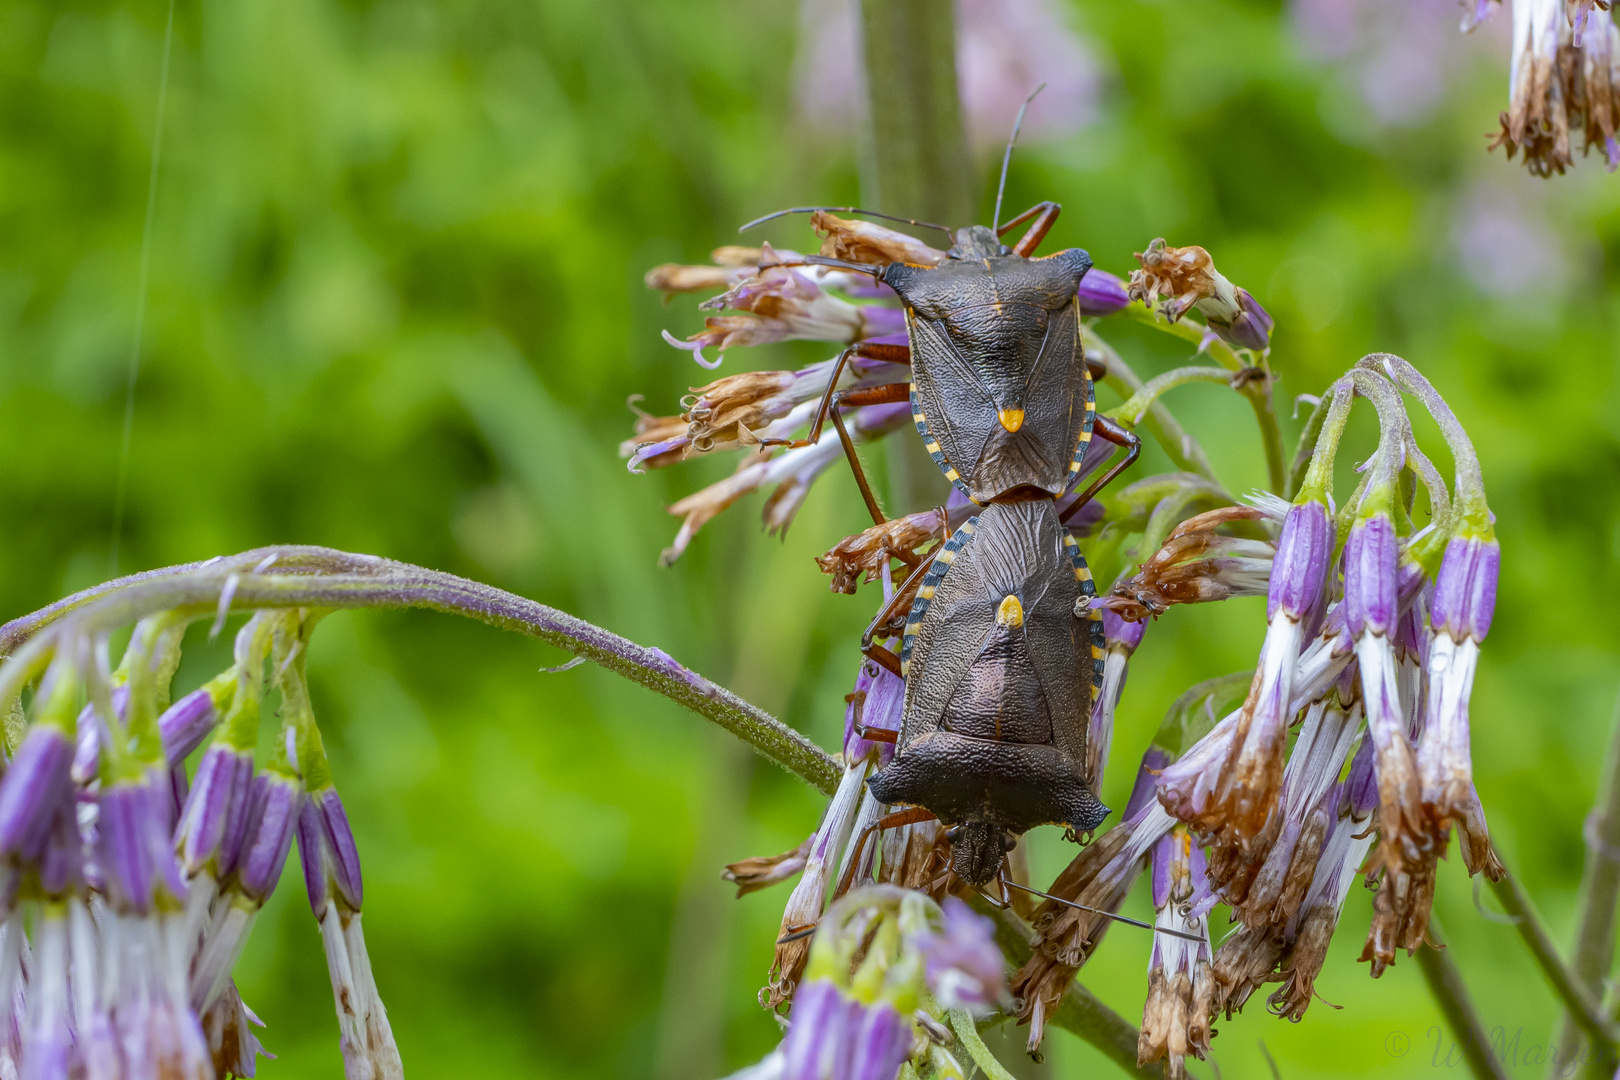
[1416,925,1513,1080]
[0,547,841,795]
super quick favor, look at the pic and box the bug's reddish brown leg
[835,805,939,897]
[829,384,911,528]
[759,341,912,452]
[1059,415,1143,526]
[998,201,1062,257]
[857,551,939,677]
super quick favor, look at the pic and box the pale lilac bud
[844,659,903,767]
[35,804,81,898]
[1077,269,1131,317]
[298,786,363,913]
[0,725,74,862]
[1343,514,1398,637]
[1431,535,1500,643]
[237,772,301,902]
[1345,726,1376,817]
[174,745,254,878]
[920,896,1005,1012]
[159,687,225,764]
[1267,500,1333,623]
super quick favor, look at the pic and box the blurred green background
[0,0,1616,1076]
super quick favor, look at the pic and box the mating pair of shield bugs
[737,112,1150,903]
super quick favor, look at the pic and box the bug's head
[947,225,1011,261]
[944,820,1017,887]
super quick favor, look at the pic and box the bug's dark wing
[897,516,995,748]
[906,315,996,499]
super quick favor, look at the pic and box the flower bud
[845,659,903,768]
[159,678,234,765]
[298,786,363,914]
[174,745,254,879]
[1077,269,1130,317]
[1430,535,1500,643]
[0,725,74,864]
[237,771,302,903]
[1267,500,1333,624]
[1343,513,1398,638]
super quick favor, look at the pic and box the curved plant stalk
[1085,329,1225,491]
[0,546,842,795]
[1117,304,1286,494]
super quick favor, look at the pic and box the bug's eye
[1001,832,1018,852]
[944,826,962,843]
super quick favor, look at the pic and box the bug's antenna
[1000,876,1206,943]
[991,84,1047,235]
[739,206,955,240]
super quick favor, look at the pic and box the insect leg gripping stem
[858,551,940,678]
[1059,415,1142,526]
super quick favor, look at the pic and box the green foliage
[0,0,1615,1077]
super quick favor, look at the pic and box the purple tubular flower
[159,686,226,765]
[1343,514,1398,638]
[1267,501,1333,624]
[0,725,74,862]
[1139,825,1215,1076]
[175,746,255,879]
[1430,535,1500,643]
[1077,269,1131,316]
[919,897,1005,1012]
[1417,534,1504,879]
[298,787,363,914]
[237,772,302,902]
[857,306,905,340]
[20,907,71,1080]
[96,776,185,915]
[781,979,852,1080]
[1086,611,1147,792]
[844,660,903,767]
[845,1002,911,1080]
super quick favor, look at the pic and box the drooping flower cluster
[1127,239,1274,353]
[0,604,401,1080]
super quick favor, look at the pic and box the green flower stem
[1363,353,1492,537]
[1108,366,1233,428]
[1116,305,1286,494]
[1484,866,1620,1057]
[1285,394,1328,500]
[1416,923,1513,1080]
[1084,328,1224,491]
[0,547,841,796]
[1552,690,1620,1078]
[947,1010,1018,1080]
[1345,369,1410,518]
